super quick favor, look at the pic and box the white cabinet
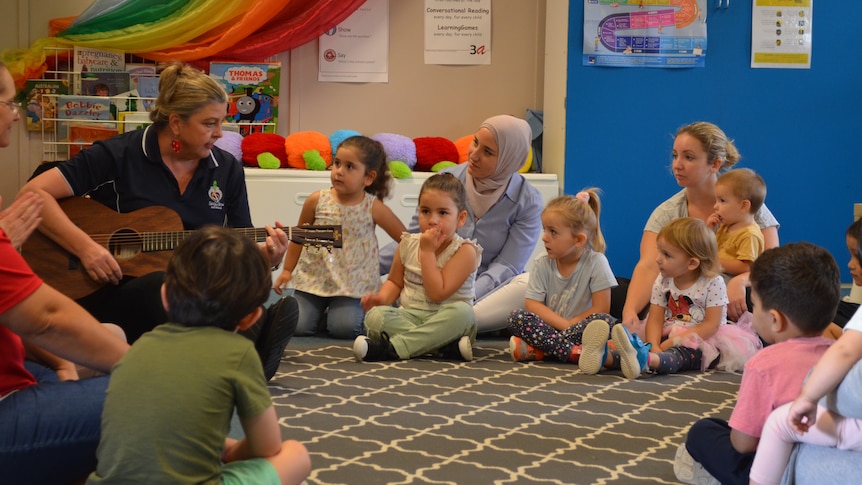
[244,168,559,273]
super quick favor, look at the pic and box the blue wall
[565,2,860,282]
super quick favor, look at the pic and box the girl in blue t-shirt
[507,189,618,364]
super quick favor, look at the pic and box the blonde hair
[543,188,606,253]
[658,217,720,278]
[149,62,227,127]
[716,168,767,214]
[676,121,740,172]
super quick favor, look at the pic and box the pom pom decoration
[388,161,413,179]
[431,161,456,172]
[241,133,287,167]
[330,129,362,155]
[372,133,417,169]
[257,152,281,169]
[303,150,327,171]
[214,130,244,161]
[413,137,458,172]
[285,131,331,169]
[518,146,533,173]
[453,134,473,164]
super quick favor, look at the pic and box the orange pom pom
[453,134,473,164]
[284,131,331,169]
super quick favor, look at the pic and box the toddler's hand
[706,213,721,231]
[361,293,381,312]
[273,270,293,295]
[419,227,444,252]
[788,396,818,434]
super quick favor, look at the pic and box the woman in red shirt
[0,61,128,485]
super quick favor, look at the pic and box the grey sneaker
[673,443,720,485]
[578,319,610,374]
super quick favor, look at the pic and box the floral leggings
[507,310,616,362]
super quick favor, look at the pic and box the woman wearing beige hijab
[382,114,543,332]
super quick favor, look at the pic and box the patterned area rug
[269,338,741,485]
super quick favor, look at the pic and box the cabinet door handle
[400,194,419,207]
[295,193,312,205]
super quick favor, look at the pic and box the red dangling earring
[171,137,181,153]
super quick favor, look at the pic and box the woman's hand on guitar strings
[263,222,289,267]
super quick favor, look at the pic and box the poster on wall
[318,0,389,83]
[583,0,707,68]
[424,0,491,65]
[750,0,812,69]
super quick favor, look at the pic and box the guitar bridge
[68,255,80,271]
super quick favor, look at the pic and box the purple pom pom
[372,133,417,169]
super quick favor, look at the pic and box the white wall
[1,0,568,205]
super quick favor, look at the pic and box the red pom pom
[413,137,458,172]
[241,133,288,167]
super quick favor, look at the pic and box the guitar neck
[136,226,339,253]
[137,227,268,253]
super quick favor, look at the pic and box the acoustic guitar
[21,197,342,300]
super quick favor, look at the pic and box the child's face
[656,237,698,279]
[749,288,776,344]
[847,234,862,286]
[331,147,373,197]
[541,210,584,261]
[417,189,465,240]
[713,183,750,226]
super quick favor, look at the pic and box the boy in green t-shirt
[88,226,311,485]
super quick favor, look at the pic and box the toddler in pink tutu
[579,217,761,379]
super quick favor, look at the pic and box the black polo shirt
[58,126,252,230]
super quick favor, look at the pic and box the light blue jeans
[294,290,365,339]
[0,361,109,485]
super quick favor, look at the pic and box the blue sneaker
[578,319,610,374]
[611,324,651,379]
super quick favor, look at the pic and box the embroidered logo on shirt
[208,181,224,210]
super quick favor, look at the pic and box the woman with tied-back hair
[18,62,295,380]
[620,122,780,330]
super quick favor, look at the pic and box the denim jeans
[0,361,109,485]
[293,290,365,339]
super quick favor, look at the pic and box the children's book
[73,47,125,94]
[209,62,280,135]
[23,79,69,132]
[81,72,131,97]
[136,76,160,111]
[117,111,152,134]
[57,95,114,121]
[73,47,125,74]
[67,123,118,157]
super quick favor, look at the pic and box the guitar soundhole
[109,229,142,260]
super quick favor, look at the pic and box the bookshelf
[31,47,277,161]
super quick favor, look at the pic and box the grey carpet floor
[268,337,741,485]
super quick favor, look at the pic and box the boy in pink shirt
[674,242,839,485]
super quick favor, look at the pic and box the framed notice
[319,0,389,83]
[424,0,491,65]
[751,0,813,69]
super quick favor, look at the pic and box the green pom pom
[431,161,456,172]
[303,150,327,171]
[257,152,281,169]
[389,160,412,179]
